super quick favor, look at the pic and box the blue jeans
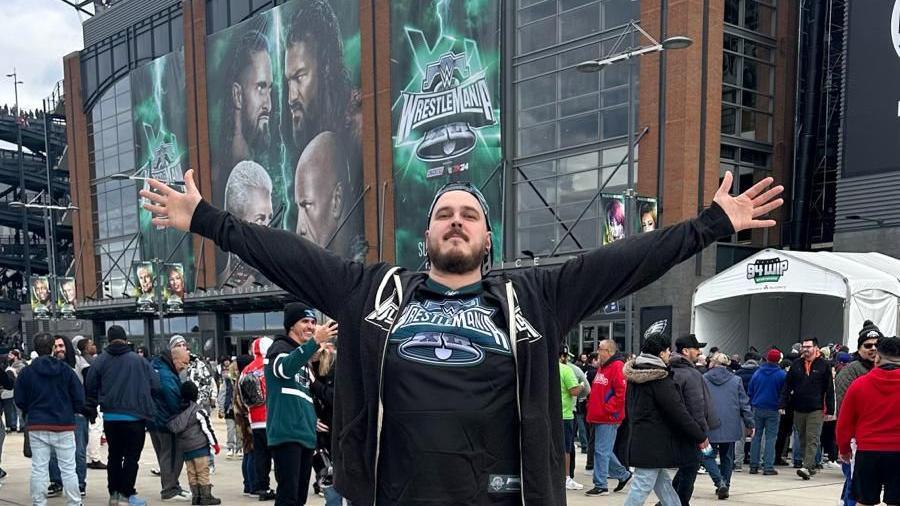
[50,414,87,489]
[592,423,629,489]
[30,430,80,506]
[324,485,349,505]
[841,461,856,506]
[242,451,256,494]
[575,412,588,451]
[623,468,681,506]
[703,442,735,488]
[750,408,780,471]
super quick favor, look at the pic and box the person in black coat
[619,333,708,506]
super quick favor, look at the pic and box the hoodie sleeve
[68,368,85,415]
[190,200,368,318]
[737,380,753,429]
[167,405,196,434]
[271,340,320,380]
[824,363,835,416]
[836,381,860,456]
[538,203,733,333]
[655,377,707,443]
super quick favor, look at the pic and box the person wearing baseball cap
[143,156,784,504]
[668,334,718,506]
[747,349,787,475]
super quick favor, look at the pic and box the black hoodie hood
[602,352,626,368]
[31,355,69,376]
[157,349,178,375]
[267,334,301,360]
[105,342,133,356]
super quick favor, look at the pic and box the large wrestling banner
[130,49,194,290]
[206,0,364,287]
[391,0,503,269]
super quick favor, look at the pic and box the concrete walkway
[0,420,847,505]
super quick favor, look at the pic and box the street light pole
[625,27,636,352]
[6,69,30,283]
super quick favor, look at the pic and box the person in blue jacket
[148,346,191,502]
[748,349,787,475]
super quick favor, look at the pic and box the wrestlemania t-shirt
[377,279,521,505]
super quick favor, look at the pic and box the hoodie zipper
[505,281,526,505]
[373,271,404,502]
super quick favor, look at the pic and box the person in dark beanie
[837,336,900,506]
[85,325,159,506]
[14,333,84,506]
[619,332,708,506]
[265,303,336,505]
[835,321,882,416]
[779,337,835,481]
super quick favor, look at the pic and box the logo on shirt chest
[390,298,511,366]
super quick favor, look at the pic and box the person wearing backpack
[241,336,274,500]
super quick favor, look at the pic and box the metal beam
[56,0,94,16]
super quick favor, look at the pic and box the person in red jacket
[584,339,632,496]
[837,336,900,506]
[242,337,275,500]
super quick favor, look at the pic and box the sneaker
[161,490,191,502]
[823,461,840,470]
[47,483,63,497]
[87,460,108,470]
[716,485,730,500]
[150,467,160,476]
[209,464,216,474]
[733,466,743,472]
[127,495,148,506]
[109,493,122,506]
[749,467,759,474]
[763,469,779,476]
[613,472,632,493]
[565,477,584,490]
[698,467,707,474]
[793,462,803,469]
[584,487,608,496]
[775,458,789,466]
[797,468,811,480]
[582,469,594,477]
[243,491,258,497]
[257,489,276,501]
[81,486,87,497]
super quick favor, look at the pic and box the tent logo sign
[747,258,789,284]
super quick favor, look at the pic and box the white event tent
[691,249,900,354]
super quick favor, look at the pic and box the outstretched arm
[539,172,783,332]
[140,170,367,317]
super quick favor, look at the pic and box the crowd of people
[0,303,344,506]
[558,321,899,505]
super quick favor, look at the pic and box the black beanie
[180,381,199,402]
[107,325,127,342]
[284,302,317,331]
[858,320,883,348]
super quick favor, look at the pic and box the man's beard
[242,113,270,153]
[291,101,322,153]
[428,238,484,275]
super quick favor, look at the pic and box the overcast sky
[0,0,87,111]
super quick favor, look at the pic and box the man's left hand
[713,171,784,232]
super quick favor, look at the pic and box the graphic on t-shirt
[390,297,511,367]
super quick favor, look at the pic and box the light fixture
[661,36,693,50]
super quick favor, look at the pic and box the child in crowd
[167,381,221,505]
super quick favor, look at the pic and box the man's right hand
[778,409,786,415]
[139,168,203,232]
[314,321,339,344]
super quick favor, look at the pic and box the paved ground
[0,420,847,505]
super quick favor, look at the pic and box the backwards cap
[425,182,494,273]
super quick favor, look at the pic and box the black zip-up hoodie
[190,199,734,505]
[85,342,160,421]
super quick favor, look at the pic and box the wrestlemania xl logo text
[396,50,496,178]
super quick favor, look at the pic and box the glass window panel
[244,312,265,331]
[230,314,244,331]
[518,17,557,54]
[603,0,635,30]
[561,0,597,11]
[557,201,598,222]
[722,86,738,104]
[97,48,111,84]
[557,172,598,203]
[721,105,738,134]
[112,40,128,72]
[231,0,251,23]
[560,93,599,118]
[518,74,557,110]
[601,87,628,108]
[558,43,600,68]
[745,1,775,36]
[266,312,284,330]
[601,145,627,166]
[171,15,184,50]
[602,63,628,88]
[725,0,740,25]
[517,178,557,210]
[518,103,556,127]
[560,3,600,42]
[515,160,555,181]
[723,53,739,85]
[517,55,555,80]
[516,224,555,255]
[519,0,556,24]
[153,22,170,55]
[742,59,760,90]
[741,110,771,143]
[600,163,628,188]
[743,40,773,62]
[742,90,772,112]
[136,29,152,62]
[557,218,599,251]
[601,107,627,138]
[724,33,740,53]
[517,208,558,227]
[740,147,770,167]
[115,90,129,112]
[559,152,598,174]
[518,123,557,156]
[169,317,187,333]
[720,144,737,160]
[559,113,599,147]
[560,71,599,100]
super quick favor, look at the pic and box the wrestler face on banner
[33,277,51,304]
[230,31,273,161]
[167,266,185,299]
[61,279,76,305]
[138,266,154,294]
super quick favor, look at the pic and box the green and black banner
[205,0,364,287]
[130,49,194,291]
[391,0,503,269]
